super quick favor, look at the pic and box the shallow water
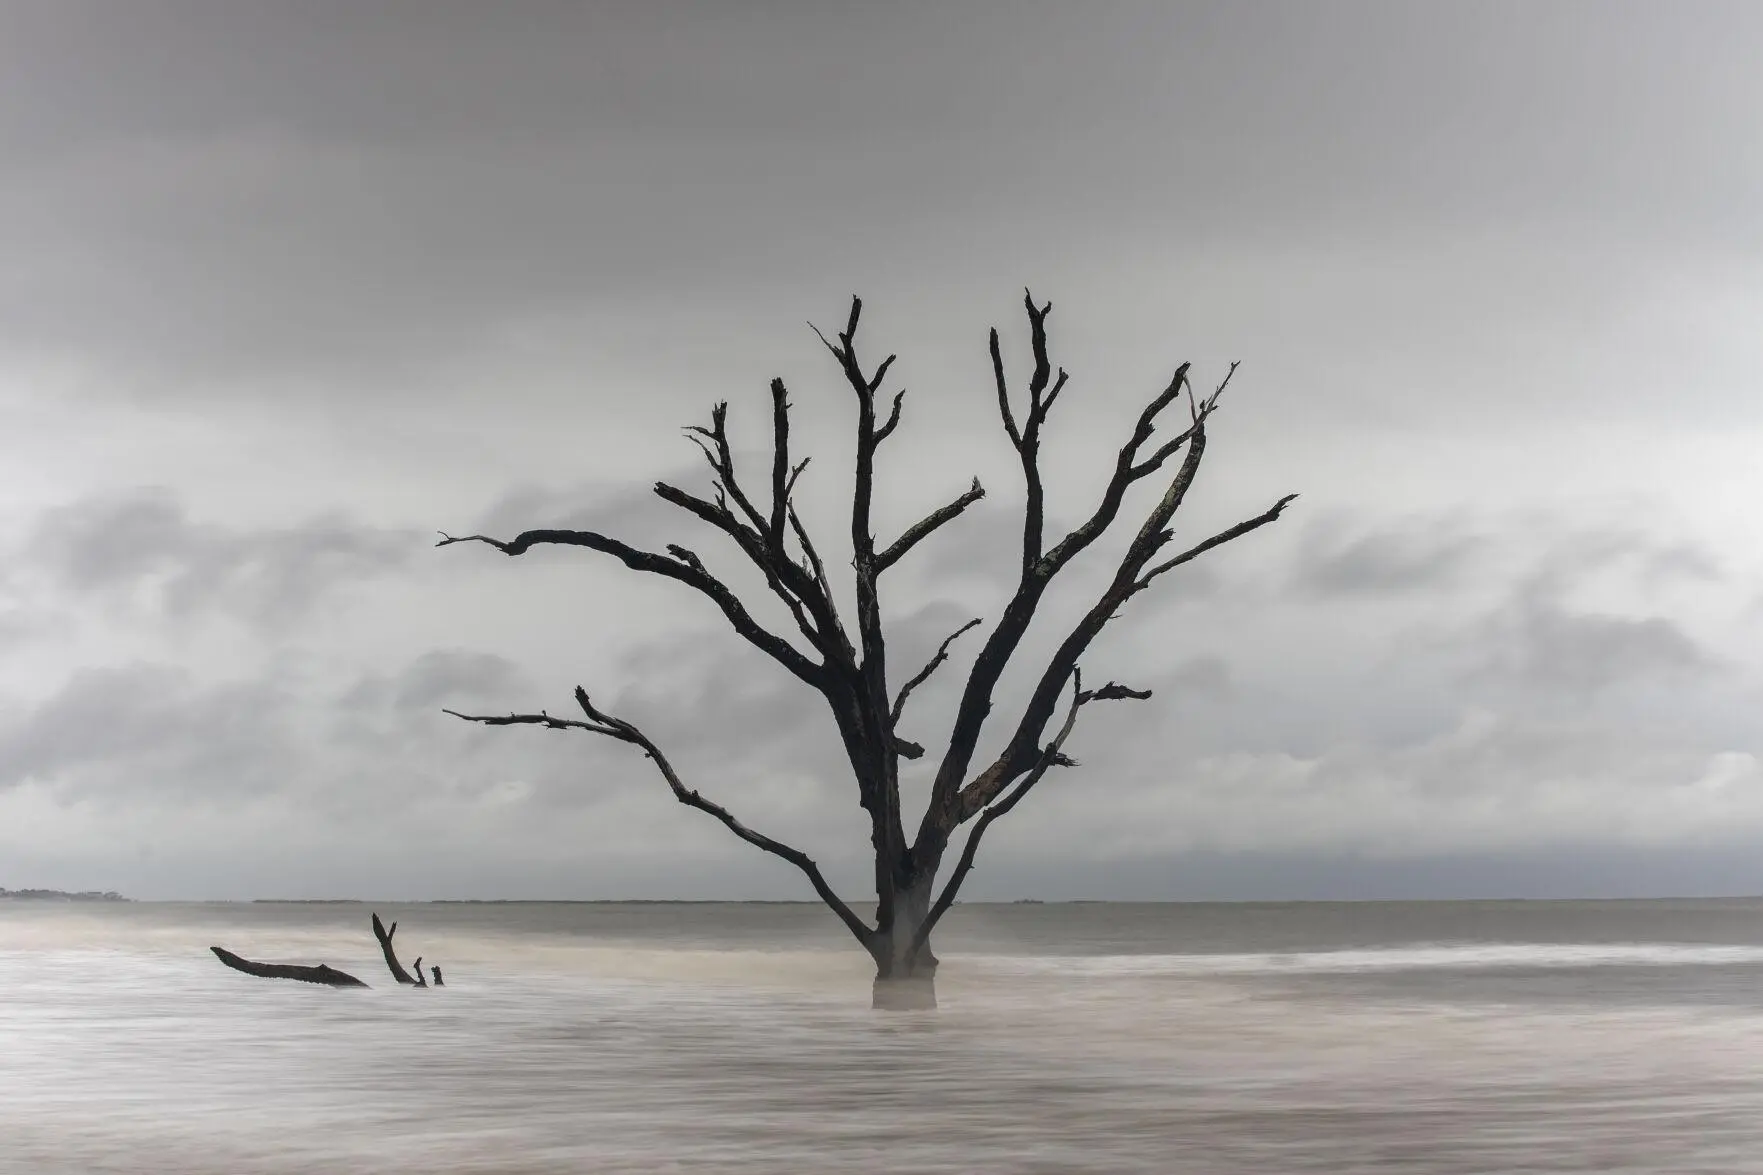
[5,899,1763,1172]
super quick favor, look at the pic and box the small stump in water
[872,975,937,1011]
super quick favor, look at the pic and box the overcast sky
[2,1,1761,901]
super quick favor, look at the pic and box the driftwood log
[210,946,368,987]
[211,912,442,988]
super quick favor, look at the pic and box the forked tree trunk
[371,912,419,984]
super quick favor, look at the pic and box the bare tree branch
[659,393,859,664]
[911,669,1153,961]
[652,384,864,673]
[652,481,827,655]
[1042,368,1070,418]
[445,691,879,956]
[989,327,1022,447]
[788,506,839,625]
[1015,292,1055,570]
[955,439,1297,824]
[1080,681,1154,703]
[892,618,984,726]
[809,294,914,932]
[1139,493,1300,588]
[784,456,812,502]
[768,378,791,547]
[917,302,1214,849]
[952,432,1210,820]
[876,478,986,573]
[868,353,897,393]
[683,401,770,536]
[875,389,906,443]
[1038,363,1196,573]
[436,528,824,687]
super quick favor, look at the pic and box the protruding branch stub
[372,911,419,985]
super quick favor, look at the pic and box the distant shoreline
[237,895,1763,906]
[0,888,130,902]
[4,893,1750,906]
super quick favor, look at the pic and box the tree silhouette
[442,292,1295,1008]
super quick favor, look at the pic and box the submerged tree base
[872,975,938,1011]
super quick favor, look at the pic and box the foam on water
[976,940,1763,978]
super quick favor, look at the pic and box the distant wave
[977,942,1763,977]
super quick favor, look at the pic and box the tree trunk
[871,880,939,1010]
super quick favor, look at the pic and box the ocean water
[5,899,1763,1173]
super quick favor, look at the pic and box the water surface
[5,899,1762,1172]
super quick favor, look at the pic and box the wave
[974,942,1763,978]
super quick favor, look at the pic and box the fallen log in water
[211,912,443,988]
[210,946,369,987]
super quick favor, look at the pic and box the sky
[2,1,1761,902]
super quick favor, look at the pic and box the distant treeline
[0,888,128,902]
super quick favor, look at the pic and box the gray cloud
[337,649,530,715]
[18,487,421,627]
[1522,525,1725,600]
[2,4,1761,900]
[0,648,657,825]
[1153,656,1234,702]
[1435,521,1730,696]
[5,3,1758,399]
[1292,515,1485,597]
[0,662,295,803]
[1013,708,1763,866]
[1473,601,1715,696]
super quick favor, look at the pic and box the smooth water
[5,899,1763,1173]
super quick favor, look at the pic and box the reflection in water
[5,900,1763,1173]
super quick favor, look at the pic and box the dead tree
[442,292,1295,1009]
[211,913,441,989]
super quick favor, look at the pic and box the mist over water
[6,900,1763,1173]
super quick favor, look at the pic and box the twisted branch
[445,690,877,955]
